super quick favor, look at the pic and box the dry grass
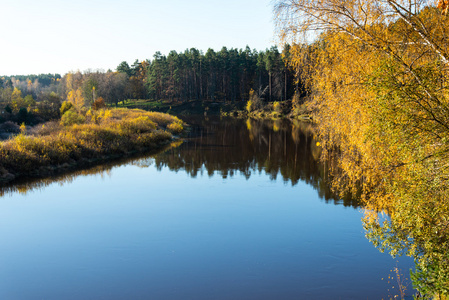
[0,108,185,181]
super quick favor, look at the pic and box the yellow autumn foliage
[275,0,449,296]
[0,108,185,183]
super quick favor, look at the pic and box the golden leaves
[437,0,449,15]
[275,1,449,294]
[67,88,85,114]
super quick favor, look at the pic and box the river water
[0,117,414,299]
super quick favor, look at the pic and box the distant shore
[114,98,313,121]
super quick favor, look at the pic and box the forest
[0,46,299,130]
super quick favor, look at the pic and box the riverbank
[116,98,313,121]
[222,100,313,121]
[0,108,185,185]
[116,99,240,116]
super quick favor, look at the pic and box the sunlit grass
[0,108,184,182]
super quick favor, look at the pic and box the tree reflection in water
[149,116,359,207]
[1,116,358,209]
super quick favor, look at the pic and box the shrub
[246,99,253,114]
[92,97,106,110]
[115,116,157,134]
[60,108,86,126]
[292,92,307,116]
[246,89,263,113]
[30,121,62,136]
[60,101,73,116]
[167,122,183,134]
[35,100,61,121]
[0,121,20,133]
[273,101,281,114]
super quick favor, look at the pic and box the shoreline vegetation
[0,89,311,186]
[273,0,449,298]
[0,44,310,187]
[0,140,183,197]
[0,57,309,187]
[113,95,313,121]
[0,45,310,184]
[0,108,184,185]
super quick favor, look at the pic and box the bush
[0,121,20,133]
[273,101,281,114]
[92,97,106,110]
[60,108,86,126]
[246,99,253,114]
[30,121,63,136]
[60,101,73,116]
[246,89,263,113]
[292,92,307,116]
[34,101,61,121]
[115,116,156,134]
[167,122,183,134]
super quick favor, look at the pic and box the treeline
[0,46,300,127]
[0,74,62,125]
[2,73,62,89]
[144,46,297,103]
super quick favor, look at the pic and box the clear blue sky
[0,0,276,76]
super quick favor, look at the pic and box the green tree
[116,61,132,77]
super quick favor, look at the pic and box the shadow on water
[0,142,178,198]
[1,116,360,207]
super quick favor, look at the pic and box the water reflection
[1,117,358,207]
[0,143,176,198]
[0,116,414,300]
[154,117,358,207]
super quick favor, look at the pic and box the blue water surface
[0,118,414,299]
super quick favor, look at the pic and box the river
[0,116,414,299]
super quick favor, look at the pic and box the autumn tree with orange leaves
[275,0,449,296]
[438,0,449,14]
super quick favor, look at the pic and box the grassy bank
[116,99,239,116]
[115,97,313,120]
[0,108,185,184]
